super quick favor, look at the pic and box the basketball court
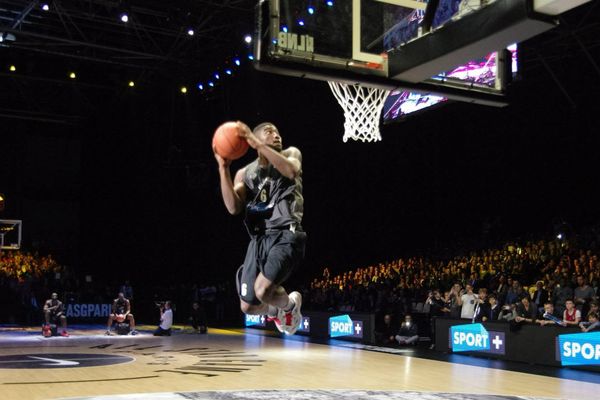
[1,325,599,400]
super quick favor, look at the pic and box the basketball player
[106,292,137,335]
[43,292,69,337]
[214,121,306,335]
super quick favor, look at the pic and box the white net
[327,81,391,143]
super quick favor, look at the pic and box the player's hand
[237,121,263,150]
[213,146,232,169]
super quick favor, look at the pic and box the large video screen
[383,45,518,122]
[382,0,518,123]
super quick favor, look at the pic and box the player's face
[51,293,58,300]
[259,125,282,151]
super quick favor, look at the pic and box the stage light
[41,3,50,11]
[128,81,135,87]
[69,72,76,79]
[198,83,204,90]
[234,58,241,66]
[557,233,563,240]
[0,34,4,43]
[120,13,129,23]
[244,35,252,44]
[326,1,334,6]
[225,69,232,75]
[214,73,220,80]
[180,86,187,94]
[298,20,305,26]
[308,7,315,15]
[247,54,254,60]
[282,26,288,33]
[208,81,214,87]
[9,65,16,72]
[187,28,194,36]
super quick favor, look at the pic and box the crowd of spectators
[304,230,600,346]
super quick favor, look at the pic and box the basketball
[212,121,249,160]
[116,314,125,323]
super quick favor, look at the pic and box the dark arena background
[1,1,600,399]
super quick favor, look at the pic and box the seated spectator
[579,311,600,332]
[375,313,397,346]
[458,284,478,319]
[154,301,173,336]
[537,302,564,326]
[563,299,582,327]
[473,288,491,322]
[514,294,536,323]
[586,300,599,320]
[395,314,419,346]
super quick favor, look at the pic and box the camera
[154,301,166,309]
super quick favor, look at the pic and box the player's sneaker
[276,291,302,335]
[60,330,69,337]
[42,324,52,337]
[266,316,285,333]
[129,330,138,336]
[105,330,112,336]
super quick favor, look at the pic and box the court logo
[451,324,491,352]
[245,314,266,327]
[558,332,600,366]
[329,314,363,339]
[0,353,134,369]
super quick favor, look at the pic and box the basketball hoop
[327,81,390,143]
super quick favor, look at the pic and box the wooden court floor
[0,325,598,400]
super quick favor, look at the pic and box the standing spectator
[574,275,595,314]
[458,284,478,319]
[563,299,581,327]
[190,301,207,334]
[552,279,573,315]
[495,275,509,306]
[448,283,462,318]
[586,300,599,320]
[473,288,491,322]
[488,294,501,321]
[395,314,419,346]
[427,290,449,349]
[515,294,537,323]
[531,281,548,312]
[505,279,523,306]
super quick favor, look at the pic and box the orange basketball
[116,314,125,323]
[212,121,249,160]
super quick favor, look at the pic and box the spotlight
[298,20,305,26]
[208,81,214,87]
[187,28,194,36]
[244,35,252,44]
[247,54,254,60]
[225,69,232,75]
[0,34,4,43]
[120,13,129,23]
[234,58,241,66]
[128,81,135,87]
[69,72,76,79]
[308,7,315,15]
[197,83,204,90]
[282,26,288,33]
[326,1,334,6]
[557,233,563,240]
[214,73,220,80]
[9,65,16,72]
[180,86,187,94]
[41,3,50,11]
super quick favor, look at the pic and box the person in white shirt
[154,301,173,336]
[458,284,479,319]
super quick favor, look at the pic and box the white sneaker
[276,291,302,335]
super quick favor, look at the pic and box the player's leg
[58,314,69,337]
[44,310,51,325]
[258,230,306,334]
[127,314,137,335]
[106,314,116,335]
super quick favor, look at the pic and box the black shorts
[236,229,306,305]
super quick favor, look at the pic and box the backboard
[253,0,559,106]
[1,219,22,250]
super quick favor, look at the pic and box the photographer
[153,301,173,336]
